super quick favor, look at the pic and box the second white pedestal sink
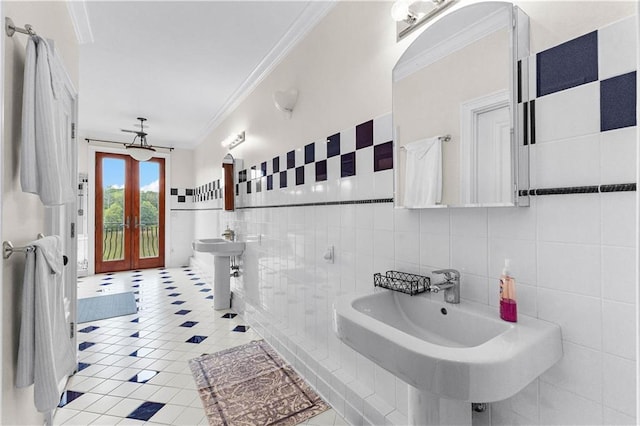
[333,290,562,425]
[192,238,245,310]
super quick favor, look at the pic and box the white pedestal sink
[333,291,562,425]
[192,238,245,310]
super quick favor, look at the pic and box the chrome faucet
[221,227,235,241]
[430,269,460,304]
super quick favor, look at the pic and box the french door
[95,152,165,273]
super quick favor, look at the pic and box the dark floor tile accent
[287,150,296,169]
[132,284,140,288]
[267,175,273,191]
[374,141,393,172]
[537,31,598,97]
[280,170,287,188]
[316,160,327,182]
[180,321,198,328]
[78,342,95,351]
[296,166,305,186]
[327,133,340,158]
[186,335,208,343]
[130,348,154,357]
[131,318,139,323]
[168,293,181,297]
[190,277,199,281]
[601,71,636,131]
[78,325,99,333]
[127,401,165,421]
[356,120,374,149]
[130,332,140,338]
[106,272,115,275]
[195,282,205,286]
[163,280,174,284]
[232,325,249,332]
[206,295,214,300]
[175,310,191,315]
[101,277,113,280]
[341,152,356,177]
[99,282,111,286]
[199,288,211,293]
[165,286,177,290]
[132,279,142,282]
[273,156,280,173]
[77,362,90,372]
[172,301,186,305]
[221,313,238,319]
[305,142,315,164]
[58,390,84,408]
[128,370,159,384]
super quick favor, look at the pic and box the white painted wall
[190,1,637,425]
[1,2,79,424]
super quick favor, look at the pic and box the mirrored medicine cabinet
[393,1,530,208]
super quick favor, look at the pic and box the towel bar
[3,233,46,259]
[400,135,451,149]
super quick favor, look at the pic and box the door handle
[134,216,139,229]
[124,216,130,229]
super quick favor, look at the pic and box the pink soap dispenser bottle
[499,259,517,322]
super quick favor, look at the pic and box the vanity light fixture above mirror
[221,131,245,150]
[391,0,456,41]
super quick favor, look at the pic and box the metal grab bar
[3,234,68,265]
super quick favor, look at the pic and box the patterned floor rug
[189,340,329,425]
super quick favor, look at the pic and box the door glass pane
[102,158,125,261]
[139,161,160,258]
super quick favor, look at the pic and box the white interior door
[475,106,511,203]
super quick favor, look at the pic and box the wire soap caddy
[373,270,430,296]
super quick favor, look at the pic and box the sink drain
[440,307,448,315]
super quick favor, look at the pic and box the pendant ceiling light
[122,117,156,162]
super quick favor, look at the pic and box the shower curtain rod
[5,17,36,37]
[85,138,175,152]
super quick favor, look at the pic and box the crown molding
[192,1,337,148]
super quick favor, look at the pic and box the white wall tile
[534,82,600,143]
[489,238,536,283]
[602,300,636,360]
[373,113,393,145]
[537,194,601,245]
[373,365,396,406]
[537,242,601,297]
[373,169,394,199]
[419,208,450,235]
[394,231,420,265]
[539,382,604,426]
[341,127,356,153]
[598,15,638,80]
[450,207,488,238]
[460,273,489,305]
[600,127,637,184]
[394,208,419,232]
[373,203,394,231]
[603,406,637,426]
[540,341,603,403]
[532,134,600,188]
[601,192,636,247]
[451,235,488,276]
[601,246,636,303]
[491,380,539,425]
[537,289,602,350]
[602,354,636,417]
[419,232,450,269]
[488,203,536,240]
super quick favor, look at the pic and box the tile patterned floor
[55,267,346,425]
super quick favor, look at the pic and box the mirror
[222,153,235,211]
[393,2,530,208]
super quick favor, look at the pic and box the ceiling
[74,1,333,149]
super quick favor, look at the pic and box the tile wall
[187,16,637,426]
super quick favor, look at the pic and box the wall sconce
[221,131,245,150]
[392,0,455,41]
[273,88,298,119]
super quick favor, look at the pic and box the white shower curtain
[20,35,74,206]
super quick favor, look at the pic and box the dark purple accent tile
[221,313,238,319]
[127,401,165,421]
[374,141,394,172]
[356,120,374,149]
[186,335,208,344]
[280,171,287,188]
[177,196,185,203]
[128,370,158,384]
[186,189,193,196]
[327,133,340,158]
[58,390,84,408]
[287,150,295,169]
[172,301,186,305]
[180,321,198,328]
[305,143,315,164]
[175,310,191,315]
[78,342,95,351]
[77,362,90,372]
[235,183,239,196]
[315,160,327,182]
[247,181,252,194]
[601,71,636,131]
[261,161,267,176]
[232,325,249,332]
[296,166,305,186]
[273,157,280,173]
[168,293,181,297]
[170,188,178,196]
[537,31,598,97]
[267,175,273,191]
[341,152,356,178]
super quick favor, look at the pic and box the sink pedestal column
[408,386,471,426]
[213,256,231,310]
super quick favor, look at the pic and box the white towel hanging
[403,137,443,207]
